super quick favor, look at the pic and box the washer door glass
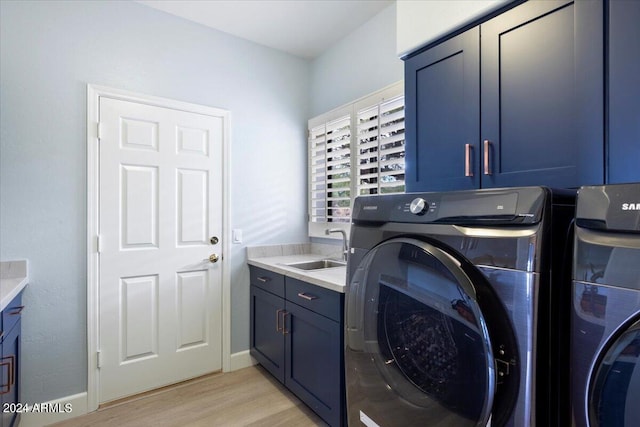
[589,317,640,427]
[354,238,503,426]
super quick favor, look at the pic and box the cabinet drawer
[250,266,285,297]
[2,292,24,340]
[286,277,343,322]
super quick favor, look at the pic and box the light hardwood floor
[53,366,327,427]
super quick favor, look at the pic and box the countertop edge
[1,276,28,312]
[247,255,346,294]
[1,260,28,311]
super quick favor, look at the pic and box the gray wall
[0,0,401,405]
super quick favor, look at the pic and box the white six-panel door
[98,97,223,403]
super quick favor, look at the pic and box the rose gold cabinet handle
[0,355,15,395]
[276,309,284,332]
[483,140,492,175]
[282,312,290,335]
[8,306,24,316]
[297,292,317,301]
[465,144,473,177]
[0,359,9,395]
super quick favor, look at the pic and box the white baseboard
[19,353,253,427]
[19,392,88,427]
[229,349,256,371]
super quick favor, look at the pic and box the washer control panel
[352,187,547,225]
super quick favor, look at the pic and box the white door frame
[86,84,232,412]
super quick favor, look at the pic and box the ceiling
[136,0,394,59]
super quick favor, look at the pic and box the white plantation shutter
[308,82,404,235]
[309,115,352,223]
[356,95,405,196]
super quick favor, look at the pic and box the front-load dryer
[345,187,575,427]
[570,183,640,427]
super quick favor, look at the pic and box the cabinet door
[608,0,640,184]
[481,0,604,188]
[405,28,480,192]
[1,322,20,427]
[250,286,285,383]
[285,302,343,427]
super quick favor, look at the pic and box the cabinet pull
[7,356,14,386]
[483,140,492,175]
[0,355,14,395]
[257,276,271,283]
[465,144,473,177]
[297,292,318,301]
[0,360,8,394]
[282,312,289,335]
[276,309,285,332]
[8,306,24,316]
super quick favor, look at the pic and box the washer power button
[409,198,428,215]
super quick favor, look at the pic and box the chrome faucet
[325,228,348,262]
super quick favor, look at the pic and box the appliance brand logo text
[622,203,640,211]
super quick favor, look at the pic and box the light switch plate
[232,229,243,244]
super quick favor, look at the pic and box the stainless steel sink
[286,259,346,270]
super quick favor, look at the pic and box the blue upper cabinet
[481,0,603,188]
[405,28,480,191]
[608,0,640,184]
[405,0,605,192]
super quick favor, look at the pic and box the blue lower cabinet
[249,267,345,426]
[250,286,286,383]
[1,292,23,427]
[285,300,343,427]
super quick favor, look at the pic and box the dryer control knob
[409,198,428,215]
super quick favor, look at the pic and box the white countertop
[248,253,347,293]
[0,260,28,311]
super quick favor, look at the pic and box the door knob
[208,254,219,263]
[210,236,219,245]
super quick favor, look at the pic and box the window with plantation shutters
[308,82,404,238]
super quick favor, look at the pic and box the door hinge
[97,122,104,140]
[97,350,102,369]
[96,235,102,253]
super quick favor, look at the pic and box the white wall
[0,0,309,403]
[0,0,404,407]
[396,0,510,58]
[310,3,404,117]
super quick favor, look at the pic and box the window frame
[308,81,405,239]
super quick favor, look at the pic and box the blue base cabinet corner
[1,292,23,427]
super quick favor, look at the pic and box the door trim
[86,84,232,412]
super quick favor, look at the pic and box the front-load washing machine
[345,187,575,427]
[570,183,640,427]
